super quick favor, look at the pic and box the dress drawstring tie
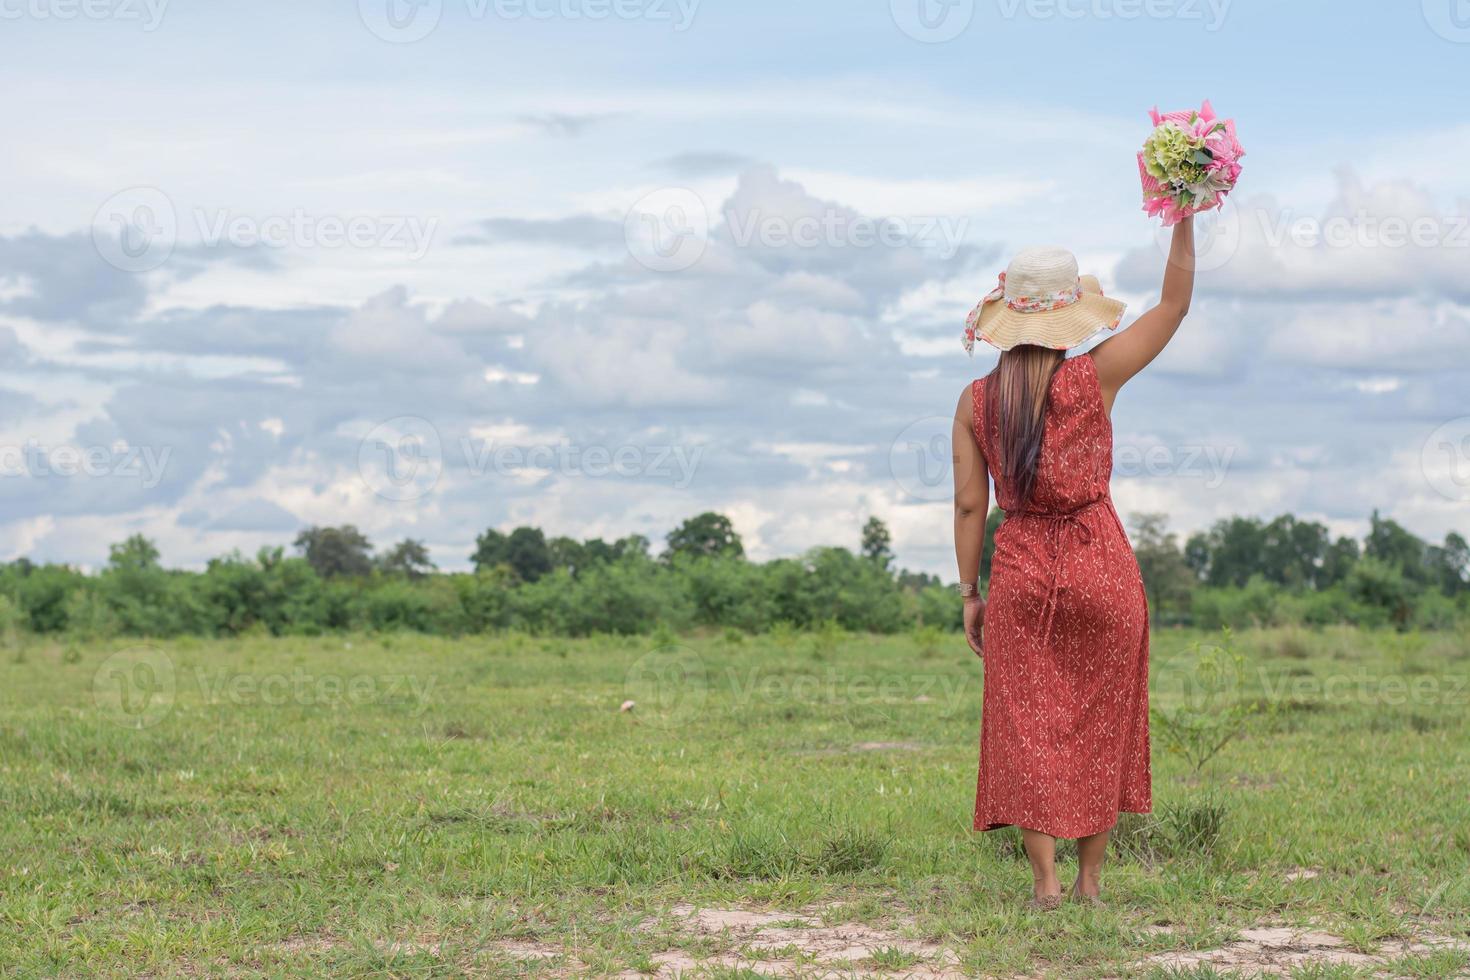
[1014,500,1103,639]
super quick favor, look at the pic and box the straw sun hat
[963,247,1126,354]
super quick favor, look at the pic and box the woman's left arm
[1091,216,1195,408]
[952,384,989,655]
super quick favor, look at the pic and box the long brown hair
[984,344,1064,513]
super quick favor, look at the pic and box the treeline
[1131,510,1468,630]
[0,510,1464,640]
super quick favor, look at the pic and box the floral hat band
[974,271,1085,315]
[963,247,1127,355]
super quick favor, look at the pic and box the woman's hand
[963,596,986,657]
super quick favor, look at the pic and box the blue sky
[2,0,1468,574]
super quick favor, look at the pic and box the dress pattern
[971,353,1151,839]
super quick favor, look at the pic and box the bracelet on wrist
[956,581,980,599]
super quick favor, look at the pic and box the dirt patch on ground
[616,902,964,977]
[1144,924,1470,974]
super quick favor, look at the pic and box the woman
[952,219,1195,910]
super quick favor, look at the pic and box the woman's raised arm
[1090,217,1195,409]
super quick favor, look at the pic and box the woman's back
[972,354,1112,517]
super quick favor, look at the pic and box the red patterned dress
[971,353,1151,839]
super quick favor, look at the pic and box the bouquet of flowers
[1138,100,1244,226]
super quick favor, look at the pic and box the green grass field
[2,626,1468,977]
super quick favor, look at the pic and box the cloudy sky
[2,0,1468,576]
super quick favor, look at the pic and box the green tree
[1320,535,1360,588]
[896,568,941,591]
[470,528,509,573]
[1183,531,1211,582]
[1259,515,1329,588]
[1129,513,1195,624]
[548,536,587,576]
[665,512,743,561]
[1364,510,1430,586]
[471,526,552,582]
[294,526,375,579]
[378,539,436,580]
[860,517,894,570]
[1203,516,1268,587]
[614,534,651,561]
[108,534,161,572]
[1425,532,1469,594]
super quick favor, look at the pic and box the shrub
[674,556,774,631]
[1410,588,1461,631]
[13,564,83,633]
[915,584,962,631]
[62,588,119,640]
[0,594,24,648]
[1190,576,1279,630]
[1346,557,1417,629]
